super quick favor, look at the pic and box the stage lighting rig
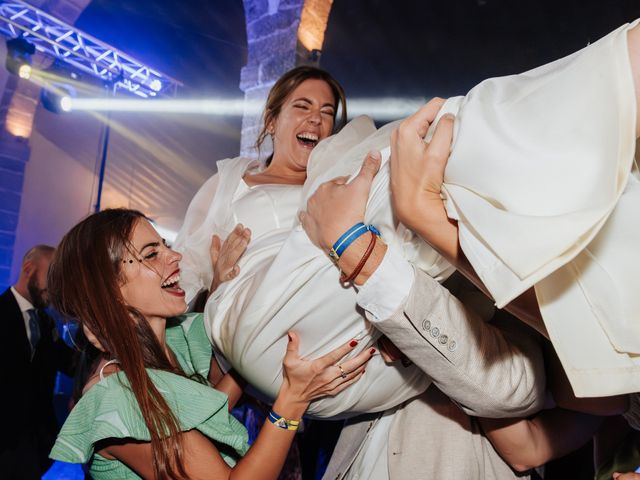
[0,0,181,97]
[5,36,34,78]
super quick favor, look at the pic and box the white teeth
[297,132,319,141]
[162,273,180,288]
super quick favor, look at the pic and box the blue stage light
[60,96,72,112]
[149,79,162,92]
[18,64,31,79]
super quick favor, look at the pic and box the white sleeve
[174,173,220,305]
[356,245,414,322]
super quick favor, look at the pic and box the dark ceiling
[76,0,640,104]
[322,0,640,98]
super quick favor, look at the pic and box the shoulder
[167,313,212,377]
[50,369,249,464]
[0,288,17,307]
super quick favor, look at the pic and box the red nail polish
[349,340,358,347]
[370,348,376,354]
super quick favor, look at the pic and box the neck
[148,316,167,350]
[12,280,31,304]
[260,161,307,184]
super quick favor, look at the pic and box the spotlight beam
[67,97,429,120]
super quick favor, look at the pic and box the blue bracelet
[329,223,381,262]
[268,410,300,431]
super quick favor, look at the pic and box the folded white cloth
[301,21,640,397]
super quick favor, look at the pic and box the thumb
[286,331,300,355]
[354,150,381,187]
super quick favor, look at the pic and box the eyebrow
[138,241,160,252]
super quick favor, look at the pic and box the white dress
[175,157,444,418]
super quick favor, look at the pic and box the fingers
[402,97,446,139]
[217,224,251,269]
[308,361,368,400]
[210,234,221,264]
[428,113,455,162]
[339,346,376,373]
[317,338,362,367]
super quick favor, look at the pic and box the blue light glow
[149,79,162,92]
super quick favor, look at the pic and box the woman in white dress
[175,67,436,418]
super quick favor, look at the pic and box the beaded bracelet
[267,410,301,431]
[329,223,381,262]
[340,231,377,285]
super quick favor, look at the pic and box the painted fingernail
[288,333,292,341]
[370,348,376,354]
[349,340,358,347]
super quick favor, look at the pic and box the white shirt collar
[10,286,34,313]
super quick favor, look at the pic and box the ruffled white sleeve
[174,173,220,305]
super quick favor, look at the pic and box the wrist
[337,236,387,286]
[273,386,309,420]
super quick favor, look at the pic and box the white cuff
[357,245,414,322]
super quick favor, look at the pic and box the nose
[168,248,182,264]
[307,109,322,125]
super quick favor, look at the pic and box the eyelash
[293,104,334,116]
[142,240,171,261]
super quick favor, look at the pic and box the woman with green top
[47,208,371,479]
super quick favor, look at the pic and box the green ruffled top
[50,313,250,479]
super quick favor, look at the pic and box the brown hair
[48,209,189,479]
[255,66,347,164]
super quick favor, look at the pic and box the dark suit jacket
[0,288,74,478]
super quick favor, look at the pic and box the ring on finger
[337,364,347,379]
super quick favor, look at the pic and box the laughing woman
[47,209,371,480]
[174,66,443,418]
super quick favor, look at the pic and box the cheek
[323,119,335,137]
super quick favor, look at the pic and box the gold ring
[337,364,347,379]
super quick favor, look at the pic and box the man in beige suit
[299,109,545,478]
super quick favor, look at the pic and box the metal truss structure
[0,0,181,97]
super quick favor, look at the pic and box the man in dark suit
[0,245,74,479]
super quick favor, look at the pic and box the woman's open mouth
[296,132,319,149]
[161,270,185,297]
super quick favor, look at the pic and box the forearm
[214,371,246,411]
[480,409,603,472]
[375,271,545,417]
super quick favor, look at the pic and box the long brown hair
[255,65,348,164]
[49,209,188,479]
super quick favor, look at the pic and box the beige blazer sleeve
[372,269,545,418]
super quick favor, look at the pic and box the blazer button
[430,327,440,338]
[422,319,431,331]
[448,339,457,352]
[438,334,448,345]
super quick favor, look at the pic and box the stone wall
[240,0,306,159]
